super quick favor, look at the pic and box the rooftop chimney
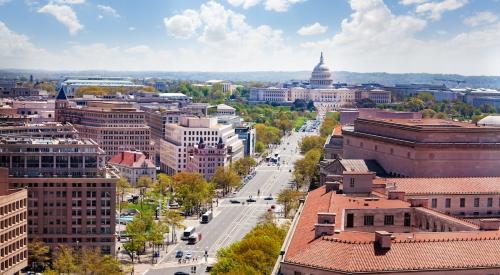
[315,224,335,239]
[325,181,340,193]
[317,212,336,224]
[479,219,500,231]
[388,191,405,200]
[375,231,392,250]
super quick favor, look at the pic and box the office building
[343,118,500,177]
[186,138,227,180]
[160,117,244,175]
[58,76,142,98]
[0,134,117,254]
[0,169,28,275]
[55,89,154,160]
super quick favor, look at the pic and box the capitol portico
[249,52,356,113]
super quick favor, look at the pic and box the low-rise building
[109,151,156,186]
[186,138,227,180]
[323,125,343,159]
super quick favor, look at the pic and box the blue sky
[1,0,500,75]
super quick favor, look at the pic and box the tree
[116,177,131,213]
[255,124,281,145]
[211,166,241,196]
[277,189,303,218]
[255,141,265,154]
[421,108,436,118]
[173,172,213,215]
[406,97,425,112]
[434,112,448,119]
[137,175,153,209]
[161,209,185,243]
[319,112,339,138]
[299,135,325,154]
[293,149,322,190]
[28,240,50,271]
[154,173,173,198]
[211,222,288,275]
[416,92,435,104]
[307,100,316,111]
[357,98,376,108]
[123,215,148,262]
[233,156,257,176]
[52,245,78,274]
[291,99,306,111]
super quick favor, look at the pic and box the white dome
[310,52,333,89]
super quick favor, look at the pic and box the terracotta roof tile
[109,151,155,168]
[376,177,500,195]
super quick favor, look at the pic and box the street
[145,130,312,274]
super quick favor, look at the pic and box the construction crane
[434,78,466,88]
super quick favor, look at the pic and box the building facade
[343,118,500,177]
[109,151,156,186]
[186,138,227,180]
[0,168,28,275]
[55,90,154,160]
[160,117,244,175]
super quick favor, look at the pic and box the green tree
[161,209,185,243]
[137,175,153,209]
[173,172,213,215]
[116,177,131,213]
[233,156,257,176]
[255,141,265,154]
[28,240,50,271]
[299,135,325,154]
[52,245,78,274]
[211,166,241,196]
[293,148,322,190]
[154,173,173,198]
[421,108,436,118]
[123,216,148,262]
[277,189,303,218]
[406,97,425,112]
[320,112,339,138]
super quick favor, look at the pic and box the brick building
[186,137,227,180]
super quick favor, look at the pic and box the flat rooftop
[0,137,97,146]
[376,177,500,195]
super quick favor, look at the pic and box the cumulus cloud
[226,0,303,12]
[164,9,201,38]
[464,11,498,27]
[38,3,83,35]
[415,0,468,20]
[297,22,328,36]
[399,0,428,5]
[97,4,120,18]
[54,0,85,4]
[0,0,12,5]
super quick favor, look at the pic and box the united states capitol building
[250,53,359,112]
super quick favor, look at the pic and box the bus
[201,211,213,224]
[181,226,196,240]
[187,233,202,244]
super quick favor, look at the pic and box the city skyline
[0,0,500,75]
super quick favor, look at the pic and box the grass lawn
[126,202,156,214]
[294,116,307,129]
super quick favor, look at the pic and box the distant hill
[1,69,499,88]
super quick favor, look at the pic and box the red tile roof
[284,186,500,273]
[286,232,500,273]
[376,177,500,195]
[108,151,154,168]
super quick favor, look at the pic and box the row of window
[0,249,27,272]
[0,224,26,244]
[0,199,26,217]
[431,197,499,208]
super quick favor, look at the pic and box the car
[174,272,189,275]
[185,251,192,259]
[271,204,276,209]
[246,198,256,203]
[264,196,273,201]
[175,250,183,258]
[230,199,241,204]
[289,169,292,172]
[206,265,214,272]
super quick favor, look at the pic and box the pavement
[129,130,313,275]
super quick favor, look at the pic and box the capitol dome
[310,52,333,89]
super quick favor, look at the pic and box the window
[474,198,480,207]
[445,198,451,208]
[349,178,355,188]
[346,213,354,228]
[364,215,374,226]
[384,215,394,225]
[487,198,493,207]
[404,213,411,227]
[431,198,437,208]
[460,198,466,208]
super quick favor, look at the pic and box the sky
[1,0,500,75]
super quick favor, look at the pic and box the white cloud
[464,11,498,27]
[128,26,136,31]
[399,0,428,5]
[97,4,120,18]
[0,0,12,5]
[164,9,201,38]
[38,3,83,35]
[297,22,327,36]
[415,0,468,20]
[226,0,261,9]
[226,0,303,12]
[54,0,85,4]
[97,14,103,20]
[264,0,303,12]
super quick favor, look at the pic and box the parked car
[175,250,183,258]
[174,272,189,275]
[185,251,192,259]
[246,198,256,203]
[230,199,241,204]
[264,196,273,200]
